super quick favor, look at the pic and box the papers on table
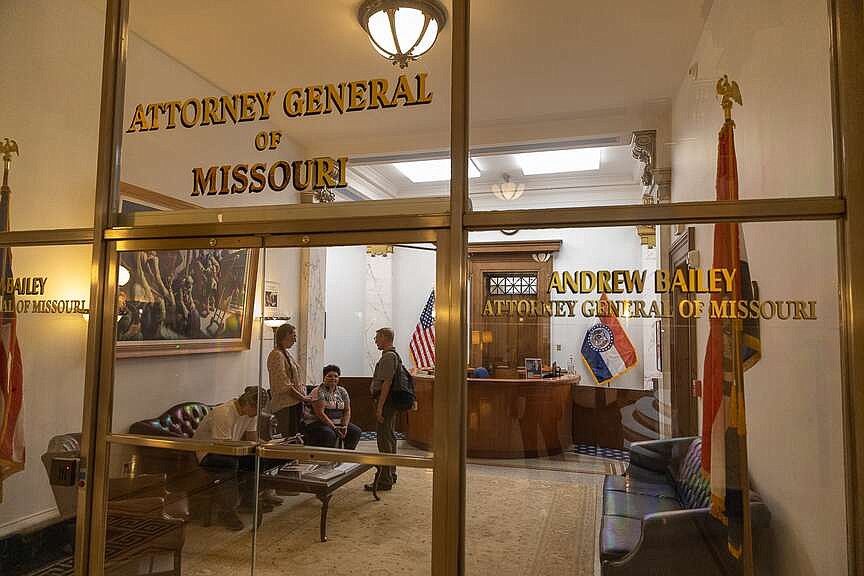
[277,461,355,481]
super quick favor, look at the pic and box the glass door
[251,230,441,576]
[91,228,448,576]
[97,236,264,575]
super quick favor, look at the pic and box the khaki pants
[375,402,398,486]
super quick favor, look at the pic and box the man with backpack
[366,326,414,491]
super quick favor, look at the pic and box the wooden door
[668,229,698,436]
[468,241,560,376]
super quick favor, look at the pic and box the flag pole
[732,318,755,576]
[717,76,755,576]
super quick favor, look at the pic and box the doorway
[467,241,559,377]
[668,228,698,437]
[91,229,448,576]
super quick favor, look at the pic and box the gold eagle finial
[0,138,18,161]
[1,138,19,192]
[716,75,742,121]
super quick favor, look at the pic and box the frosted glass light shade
[359,0,447,68]
[492,174,525,201]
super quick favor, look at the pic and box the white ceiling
[126,0,709,157]
[344,144,644,205]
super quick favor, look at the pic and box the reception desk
[405,374,579,458]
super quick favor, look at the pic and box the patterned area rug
[177,467,601,576]
[572,443,629,462]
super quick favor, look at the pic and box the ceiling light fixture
[393,158,480,183]
[492,173,525,201]
[515,148,602,175]
[358,0,448,69]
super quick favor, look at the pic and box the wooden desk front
[405,375,577,458]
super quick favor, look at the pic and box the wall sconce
[472,330,494,368]
[358,0,448,69]
[492,174,525,201]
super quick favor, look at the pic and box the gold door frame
[68,0,864,575]
[86,229,451,574]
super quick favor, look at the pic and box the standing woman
[267,323,309,437]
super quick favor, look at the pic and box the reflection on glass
[105,439,255,576]
[0,245,91,574]
[465,221,842,575]
[254,455,432,572]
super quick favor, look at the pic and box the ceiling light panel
[515,148,602,175]
[393,159,481,183]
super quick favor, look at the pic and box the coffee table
[261,462,378,542]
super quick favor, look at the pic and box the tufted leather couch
[129,402,213,439]
[128,402,226,526]
[600,437,772,575]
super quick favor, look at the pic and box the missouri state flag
[701,113,762,561]
[580,294,638,385]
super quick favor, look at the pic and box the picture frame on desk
[524,358,542,379]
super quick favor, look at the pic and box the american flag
[409,290,436,369]
[0,177,24,497]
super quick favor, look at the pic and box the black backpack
[387,351,417,411]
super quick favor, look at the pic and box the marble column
[364,249,393,373]
[298,247,326,388]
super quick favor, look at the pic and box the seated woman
[303,364,362,449]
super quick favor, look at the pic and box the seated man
[302,365,362,450]
[194,387,281,531]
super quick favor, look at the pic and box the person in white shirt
[194,387,279,530]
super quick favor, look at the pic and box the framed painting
[114,183,256,357]
[116,247,258,358]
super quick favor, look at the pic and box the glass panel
[105,240,436,574]
[117,0,452,222]
[253,242,436,574]
[468,1,835,211]
[0,1,104,231]
[254,454,432,575]
[265,244,435,458]
[106,244,265,572]
[0,245,92,574]
[465,221,844,575]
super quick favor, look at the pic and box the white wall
[668,1,844,573]
[323,245,436,376]
[121,32,306,208]
[0,0,103,232]
[469,228,649,390]
[0,246,92,536]
[0,0,102,536]
[324,246,367,376]
[0,0,306,534]
[393,246,437,366]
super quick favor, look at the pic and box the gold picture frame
[115,182,257,357]
[115,247,258,358]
